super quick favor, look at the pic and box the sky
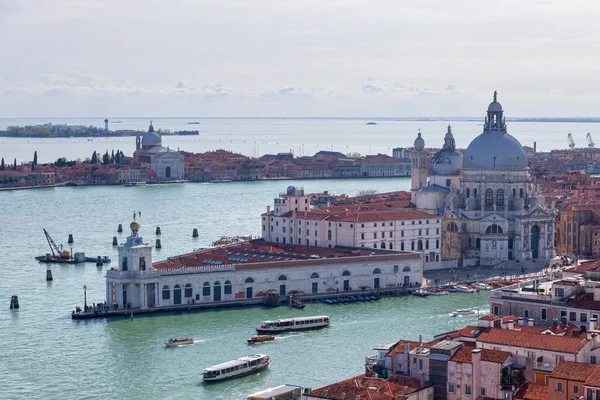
[1,0,600,117]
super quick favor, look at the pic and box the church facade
[133,121,185,181]
[411,93,556,267]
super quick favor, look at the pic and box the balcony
[533,361,555,372]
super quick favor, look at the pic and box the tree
[91,151,98,164]
[0,158,4,170]
[115,149,121,164]
[33,151,38,165]
[356,189,378,202]
[119,151,124,160]
[13,158,16,170]
[56,158,64,167]
[110,150,115,164]
[102,150,109,165]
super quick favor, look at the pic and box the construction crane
[587,132,595,148]
[568,133,575,149]
[43,228,63,257]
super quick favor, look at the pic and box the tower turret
[410,130,428,196]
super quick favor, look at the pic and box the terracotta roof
[457,326,488,339]
[450,346,510,364]
[585,366,600,388]
[386,340,421,358]
[479,315,501,322]
[514,382,549,400]
[310,374,433,400]
[549,361,597,381]
[478,328,588,354]
[568,292,600,311]
[275,209,436,223]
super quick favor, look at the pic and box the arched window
[401,242,405,251]
[184,283,192,298]
[311,272,319,279]
[278,275,287,281]
[381,242,386,249]
[224,280,232,295]
[476,238,481,249]
[447,222,458,232]
[520,188,524,198]
[402,266,411,272]
[485,189,493,207]
[436,239,440,249]
[214,281,221,286]
[425,240,429,250]
[342,270,351,276]
[245,277,254,283]
[162,285,170,300]
[486,224,504,234]
[497,189,505,207]
[373,268,381,274]
[122,257,128,271]
[373,243,377,249]
[466,188,470,198]
[327,230,332,240]
[389,242,393,250]
[418,240,423,251]
[202,282,210,296]
[411,241,415,251]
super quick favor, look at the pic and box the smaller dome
[414,133,425,151]
[488,101,503,113]
[444,125,454,142]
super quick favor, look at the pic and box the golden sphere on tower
[130,221,141,232]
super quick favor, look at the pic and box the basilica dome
[142,122,161,148]
[462,92,528,171]
[431,125,462,176]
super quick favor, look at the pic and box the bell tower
[410,130,428,198]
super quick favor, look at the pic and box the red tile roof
[514,382,549,400]
[450,346,510,364]
[275,209,436,223]
[585,366,600,388]
[478,328,588,354]
[568,292,600,311]
[310,374,433,400]
[549,361,597,381]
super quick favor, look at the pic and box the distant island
[0,124,199,138]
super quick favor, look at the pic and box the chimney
[552,318,559,329]
[534,141,537,154]
[419,372,425,388]
[507,321,514,330]
[518,317,524,325]
[591,317,598,331]
[419,334,422,345]
[341,393,346,400]
[528,318,534,327]
[267,205,271,214]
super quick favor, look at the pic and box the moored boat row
[319,295,380,304]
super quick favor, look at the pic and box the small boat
[473,282,493,290]
[212,179,232,183]
[455,285,476,293]
[256,316,329,334]
[451,309,475,317]
[443,285,458,293]
[366,122,378,125]
[247,335,275,344]
[203,354,270,382]
[429,288,449,296]
[164,337,194,347]
[412,289,430,297]
[124,182,147,187]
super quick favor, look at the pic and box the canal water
[0,178,489,399]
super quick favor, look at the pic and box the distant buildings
[133,121,184,181]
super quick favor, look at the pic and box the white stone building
[133,121,185,181]
[262,186,442,267]
[105,223,424,310]
[411,92,556,266]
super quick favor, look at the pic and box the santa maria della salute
[412,92,556,267]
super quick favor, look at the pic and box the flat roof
[152,239,419,271]
[247,385,302,399]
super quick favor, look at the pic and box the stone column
[140,283,146,309]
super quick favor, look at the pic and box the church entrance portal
[531,225,540,259]
[165,166,171,178]
[214,283,221,302]
[173,285,182,304]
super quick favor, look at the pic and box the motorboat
[412,289,430,297]
[256,315,329,334]
[428,288,449,296]
[451,309,475,317]
[455,285,476,293]
[442,285,458,293]
[164,337,194,347]
[203,354,270,382]
[473,282,493,290]
[247,335,275,344]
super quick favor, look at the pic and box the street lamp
[83,285,87,312]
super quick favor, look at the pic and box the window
[486,224,503,234]
[224,281,232,295]
[592,356,597,364]
[328,230,332,240]
[485,188,493,207]
[122,257,128,271]
[465,385,472,395]
[447,222,458,232]
[448,383,455,393]
[162,285,170,300]
[480,388,486,396]
[401,242,405,251]
[419,229,422,236]
[382,232,385,238]
[493,305,499,315]
[556,382,563,393]
[425,240,429,250]
[389,242,393,250]
[573,385,579,395]
[418,240,423,250]
[184,283,192,298]
[411,241,415,251]
[570,312,577,321]
[390,231,393,238]
[361,233,365,240]
[374,223,377,227]
[581,313,588,322]
[497,189,505,207]
[381,242,386,249]
[202,282,210,296]
[311,272,319,279]
[394,265,399,274]
[374,232,377,239]
[555,288,565,297]
[436,239,440,249]
[541,308,547,320]
[401,231,404,237]
[524,309,529,319]
[382,223,385,227]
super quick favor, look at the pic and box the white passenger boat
[455,285,476,293]
[473,282,493,290]
[202,354,270,382]
[256,315,330,334]
[451,308,475,317]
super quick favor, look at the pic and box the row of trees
[90,150,125,165]
[0,158,18,171]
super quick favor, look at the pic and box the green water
[0,179,489,399]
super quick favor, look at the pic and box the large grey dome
[462,132,527,170]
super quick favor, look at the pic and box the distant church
[411,92,555,266]
[133,121,185,181]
